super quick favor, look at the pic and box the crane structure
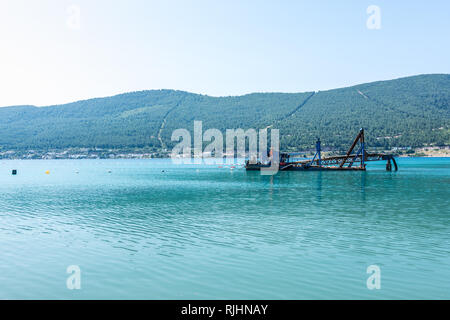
[245,129,398,172]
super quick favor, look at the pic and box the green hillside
[0,74,449,154]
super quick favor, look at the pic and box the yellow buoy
[45,170,50,175]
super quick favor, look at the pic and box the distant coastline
[1,146,448,160]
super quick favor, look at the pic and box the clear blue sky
[0,0,449,106]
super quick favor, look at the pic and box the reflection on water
[316,171,323,202]
[0,158,449,299]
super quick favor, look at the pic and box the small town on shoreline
[1,146,449,160]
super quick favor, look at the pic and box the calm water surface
[0,158,449,299]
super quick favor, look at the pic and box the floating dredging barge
[245,129,398,172]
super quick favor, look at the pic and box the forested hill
[0,74,449,153]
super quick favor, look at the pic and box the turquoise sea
[0,157,449,299]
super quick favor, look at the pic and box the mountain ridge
[2,73,448,110]
[0,74,449,155]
